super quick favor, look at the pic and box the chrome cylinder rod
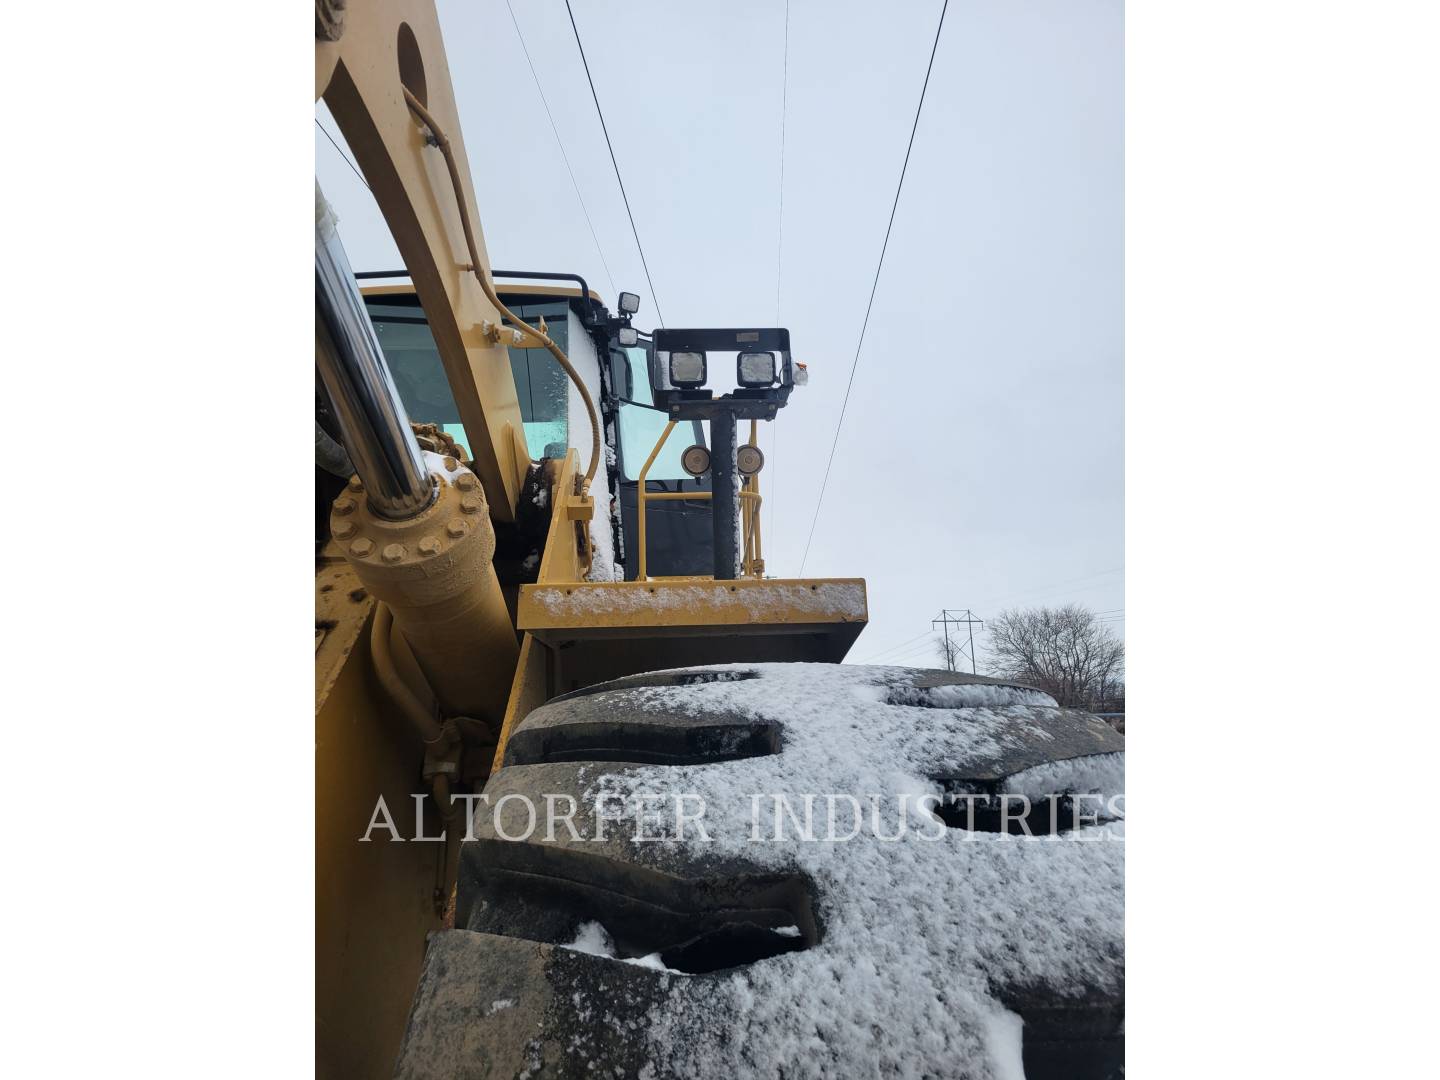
[315,183,434,520]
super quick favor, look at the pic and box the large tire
[395,663,1124,1079]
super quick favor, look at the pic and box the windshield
[614,344,705,482]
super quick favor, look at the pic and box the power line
[861,603,1122,665]
[768,0,790,560]
[857,638,941,668]
[315,118,370,191]
[887,640,951,667]
[852,627,935,665]
[861,601,1119,670]
[774,0,790,325]
[798,0,950,575]
[505,0,616,298]
[974,566,1125,611]
[563,0,666,327]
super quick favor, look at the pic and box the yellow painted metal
[498,440,870,714]
[331,454,518,724]
[489,631,549,774]
[315,558,375,709]
[487,282,603,303]
[315,559,459,1080]
[504,321,552,350]
[635,420,677,580]
[481,449,592,767]
[639,490,759,505]
[317,0,528,521]
[740,419,764,576]
[634,420,765,581]
[639,490,759,501]
[397,85,603,501]
[535,449,589,586]
[742,477,762,575]
[519,577,867,633]
[359,281,602,304]
[516,574,867,689]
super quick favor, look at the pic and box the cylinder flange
[333,451,519,723]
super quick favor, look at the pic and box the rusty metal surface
[315,556,374,710]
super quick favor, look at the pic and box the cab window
[363,294,570,460]
[614,344,705,481]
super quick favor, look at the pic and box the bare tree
[934,635,961,671]
[985,604,1124,708]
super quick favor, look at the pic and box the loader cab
[337,273,798,584]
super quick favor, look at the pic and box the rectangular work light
[737,351,777,387]
[669,351,707,388]
[618,291,641,314]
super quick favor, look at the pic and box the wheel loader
[316,4,1124,1077]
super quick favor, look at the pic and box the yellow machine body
[315,3,867,1075]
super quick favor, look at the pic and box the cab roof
[359,282,602,304]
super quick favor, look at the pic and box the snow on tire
[396,663,1124,1079]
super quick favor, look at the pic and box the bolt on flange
[327,450,514,720]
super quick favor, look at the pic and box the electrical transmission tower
[932,609,984,673]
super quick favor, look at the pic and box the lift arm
[317,0,530,520]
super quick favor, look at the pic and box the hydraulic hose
[369,602,443,745]
[315,420,352,478]
[400,87,601,493]
[430,773,464,823]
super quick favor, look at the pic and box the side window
[615,344,705,482]
[364,295,571,460]
[366,298,468,453]
[502,300,570,459]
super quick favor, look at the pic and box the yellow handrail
[644,491,761,502]
[636,421,677,580]
[741,419,764,575]
[635,419,765,580]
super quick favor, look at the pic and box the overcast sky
[316,0,1123,670]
